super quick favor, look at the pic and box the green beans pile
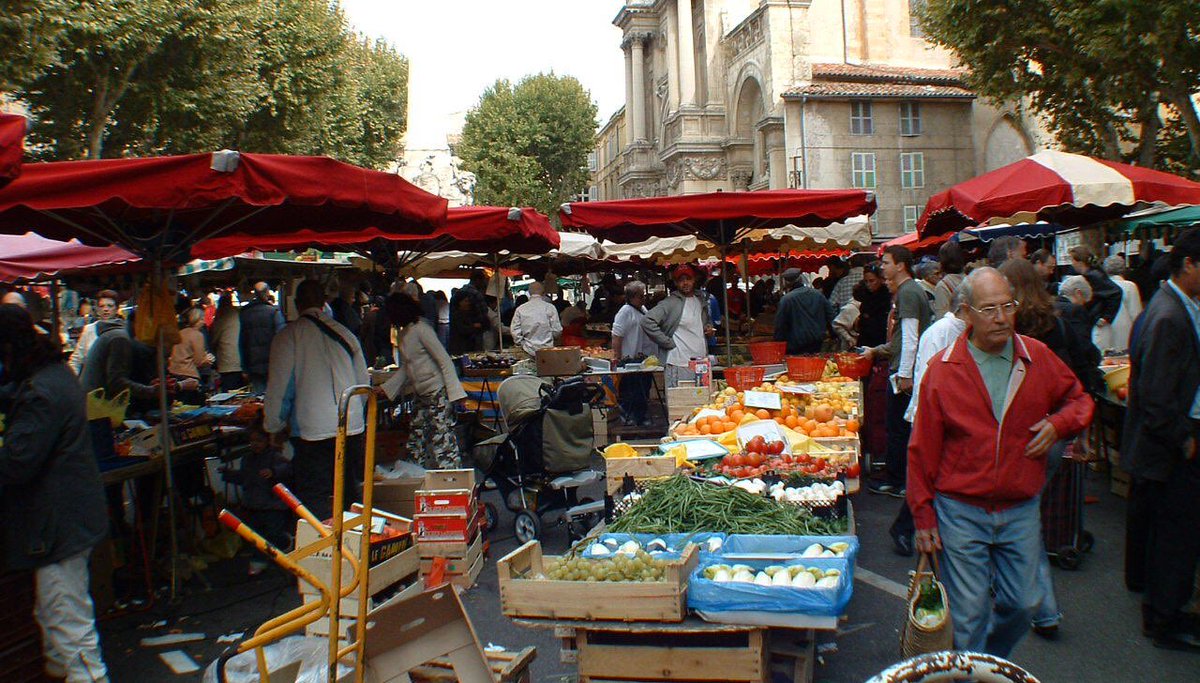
[609,476,849,536]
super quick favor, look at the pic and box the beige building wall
[591,0,1050,232]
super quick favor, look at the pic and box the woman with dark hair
[1000,258,1099,640]
[854,263,893,474]
[933,240,965,317]
[0,305,109,681]
[377,294,467,469]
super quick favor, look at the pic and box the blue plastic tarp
[579,532,726,559]
[688,557,853,617]
[720,534,859,564]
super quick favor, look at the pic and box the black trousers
[1128,459,1200,629]
[219,372,245,392]
[289,434,364,521]
[618,373,651,423]
[885,386,913,487]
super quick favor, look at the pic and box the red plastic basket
[835,352,872,379]
[724,365,767,391]
[785,355,827,382]
[748,341,787,365]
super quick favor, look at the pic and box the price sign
[743,390,782,411]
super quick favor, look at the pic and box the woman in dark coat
[854,264,893,465]
[0,305,109,681]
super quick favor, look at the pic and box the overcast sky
[341,1,628,126]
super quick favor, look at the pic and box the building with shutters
[590,0,1050,237]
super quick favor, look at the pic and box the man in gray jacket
[642,265,714,387]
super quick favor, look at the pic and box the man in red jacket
[908,267,1093,657]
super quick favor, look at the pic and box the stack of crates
[295,504,420,641]
[414,469,484,589]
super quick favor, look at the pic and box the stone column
[630,35,648,143]
[675,0,696,107]
[623,41,634,146]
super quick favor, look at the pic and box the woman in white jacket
[1095,255,1143,353]
[379,293,467,469]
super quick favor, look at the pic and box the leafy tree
[8,0,408,168]
[0,0,75,92]
[457,73,598,218]
[920,0,1200,173]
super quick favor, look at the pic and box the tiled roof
[787,81,975,99]
[784,63,975,99]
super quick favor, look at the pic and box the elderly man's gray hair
[1059,275,1093,302]
[528,282,545,297]
[624,280,646,299]
[1102,255,1127,277]
[957,266,1009,307]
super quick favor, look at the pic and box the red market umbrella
[918,150,1200,236]
[735,249,851,276]
[877,231,952,256]
[0,232,140,282]
[560,188,875,244]
[560,188,876,358]
[192,205,559,261]
[0,150,446,600]
[0,114,27,186]
[0,150,448,261]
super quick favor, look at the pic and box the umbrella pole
[721,242,732,365]
[50,280,61,343]
[154,267,180,602]
[742,242,750,321]
[493,253,504,352]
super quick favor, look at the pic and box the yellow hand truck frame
[217,384,380,682]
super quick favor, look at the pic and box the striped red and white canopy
[917,150,1200,236]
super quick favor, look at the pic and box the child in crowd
[221,423,293,574]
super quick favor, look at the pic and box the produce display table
[512,616,817,683]
[100,428,250,485]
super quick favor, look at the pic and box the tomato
[767,440,785,455]
[747,452,764,467]
[795,453,811,465]
[747,435,767,453]
[845,462,862,478]
[781,453,793,464]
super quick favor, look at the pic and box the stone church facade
[590,0,1050,236]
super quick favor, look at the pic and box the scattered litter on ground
[138,620,168,630]
[217,632,245,644]
[141,633,206,647]
[159,650,201,674]
[817,642,838,654]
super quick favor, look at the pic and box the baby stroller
[475,374,605,543]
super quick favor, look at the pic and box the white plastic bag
[201,635,353,683]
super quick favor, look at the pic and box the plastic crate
[748,341,787,365]
[725,366,767,391]
[785,356,826,382]
[834,352,872,380]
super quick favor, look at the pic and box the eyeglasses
[968,300,1020,318]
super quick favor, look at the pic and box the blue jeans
[1032,442,1066,628]
[935,493,1042,657]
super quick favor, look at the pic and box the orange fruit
[699,423,712,434]
[722,421,737,433]
[755,409,770,419]
[814,404,835,423]
[729,409,745,422]
[785,415,799,429]
[845,419,860,433]
[803,419,818,433]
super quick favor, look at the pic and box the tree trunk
[1168,91,1200,165]
[1135,101,1162,168]
[85,78,111,160]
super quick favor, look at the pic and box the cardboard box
[360,586,493,683]
[415,489,475,515]
[414,510,482,543]
[667,386,709,422]
[419,527,482,559]
[536,347,583,377]
[419,535,483,576]
[372,477,424,518]
[424,469,476,492]
[295,511,413,568]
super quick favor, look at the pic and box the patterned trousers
[407,388,461,469]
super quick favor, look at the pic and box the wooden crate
[419,528,483,558]
[304,579,423,640]
[419,534,483,575]
[767,629,815,683]
[667,386,710,422]
[575,624,767,682]
[497,541,698,622]
[298,543,420,609]
[408,646,537,683]
[605,452,677,495]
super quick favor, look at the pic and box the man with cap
[774,268,836,355]
[643,265,714,387]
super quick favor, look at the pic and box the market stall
[560,189,877,361]
[497,358,871,682]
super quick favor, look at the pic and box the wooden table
[512,615,817,683]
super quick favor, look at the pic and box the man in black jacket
[1122,227,1200,652]
[79,317,160,402]
[239,282,285,393]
